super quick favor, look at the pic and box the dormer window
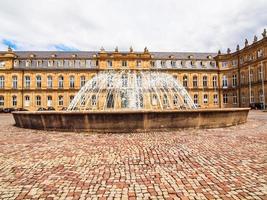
[200,61,206,67]
[14,60,19,67]
[136,60,141,67]
[122,60,127,67]
[26,60,31,67]
[188,55,193,59]
[257,49,263,58]
[80,60,85,67]
[30,54,35,58]
[207,55,212,59]
[72,54,77,58]
[222,62,228,68]
[181,60,185,67]
[68,60,74,67]
[171,60,176,67]
[48,60,54,67]
[51,54,56,58]
[57,60,63,67]
[150,61,155,67]
[161,60,166,68]
[107,60,113,68]
[37,60,42,67]
[190,60,196,67]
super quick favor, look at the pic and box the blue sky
[0,0,266,52]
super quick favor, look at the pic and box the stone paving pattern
[0,111,266,200]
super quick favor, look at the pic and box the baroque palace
[0,29,266,111]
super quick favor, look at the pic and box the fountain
[13,70,249,132]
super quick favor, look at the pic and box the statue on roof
[218,50,221,55]
[245,39,248,47]
[254,35,258,43]
[262,28,266,38]
[236,44,240,51]
[144,46,149,53]
[115,46,118,52]
[100,46,105,52]
[227,48,231,54]
[129,46,133,53]
[7,46,12,52]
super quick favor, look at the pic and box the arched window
[80,76,86,87]
[163,94,168,106]
[212,76,217,88]
[91,95,97,106]
[222,75,228,88]
[107,74,113,88]
[24,95,30,107]
[0,96,4,106]
[107,93,114,108]
[12,75,18,89]
[183,75,188,87]
[58,95,64,106]
[213,94,218,105]
[223,93,228,104]
[203,94,208,104]
[173,95,179,105]
[24,76,31,89]
[36,75,42,88]
[137,94,143,108]
[47,96,52,107]
[136,74,142,87]
[69,76,75,88]
[12,95,17,107]
[58,76,64,89]
[259,90,264,103]
[0,76,5,89]
[121,92,128,108]
[194,94,198,105]
[249,69,254,82]
[152,94,157,106]
[69,95,74,104]
[36,96,41,106]
[203,76,208,88]
[193,76,198,88]
[47,76,53,89]
[122,74,128,87]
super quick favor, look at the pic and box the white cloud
[0,0,266,52]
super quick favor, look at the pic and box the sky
[0,0,266,53]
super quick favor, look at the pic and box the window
[0,76,5,89]
[203,76,208,88]
[48,60,53,67]
[36,75,42,89]
[137,74,142,87]
[249,70,254,82]
[136,60,141,67]
[107,75,113,88]
[92,95,97,106]
[242,93,246,104]
[122,74,128,87]
[69,76,75,88]
[163,94,168,106]
[171,60,176,67]
[24,76,31,89]
[241,73,245,84]
[212,76,217,88]
[25,60,31,67]
[173,95,178,105]
[213,94,218,105]
[69,95,74,104]
[0,96,4,106]
[121,92,128,108]
[106,93,114,108]
[184,96,188,104]
[193,76,198,88]
[250,91,255,103]
[80,76,86,87]
[12,95,17,107]
[223,93,228,104]
[233,93,237,104]
[68,60,74,67]
[57,60,63,67]
[37,60,42,67]
[150,61,155,67]
[47,76,53,89]
[58,95,64,106]
[259,90,264,103]
[14,60,19,67]
[257,49,263,58]
[152,94,157,106]
[232,74,237,87]
[222,75,228,88]
[47,96,52,107]
[122,60,127,67]
[36,96,41,106]
[12,76,18,89]
[161,60,166,68]
[58,76,64,89]
[194,94,198,105]
[183,75,188,87]
[232,60,238,67]
[222,62,228,68]
[258,67,263,81]
[203,94,208,104]
[107,60,112,68]
[24,96,30,107]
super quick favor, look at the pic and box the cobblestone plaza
[0,111,266,199]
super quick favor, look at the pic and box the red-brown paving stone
[0,111,266,199]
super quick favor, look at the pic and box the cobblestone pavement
[0,111,266,200]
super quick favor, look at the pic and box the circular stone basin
[12,108,250,133]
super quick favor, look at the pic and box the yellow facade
[0,32,266,111]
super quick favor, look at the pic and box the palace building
[0,30,266,111]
